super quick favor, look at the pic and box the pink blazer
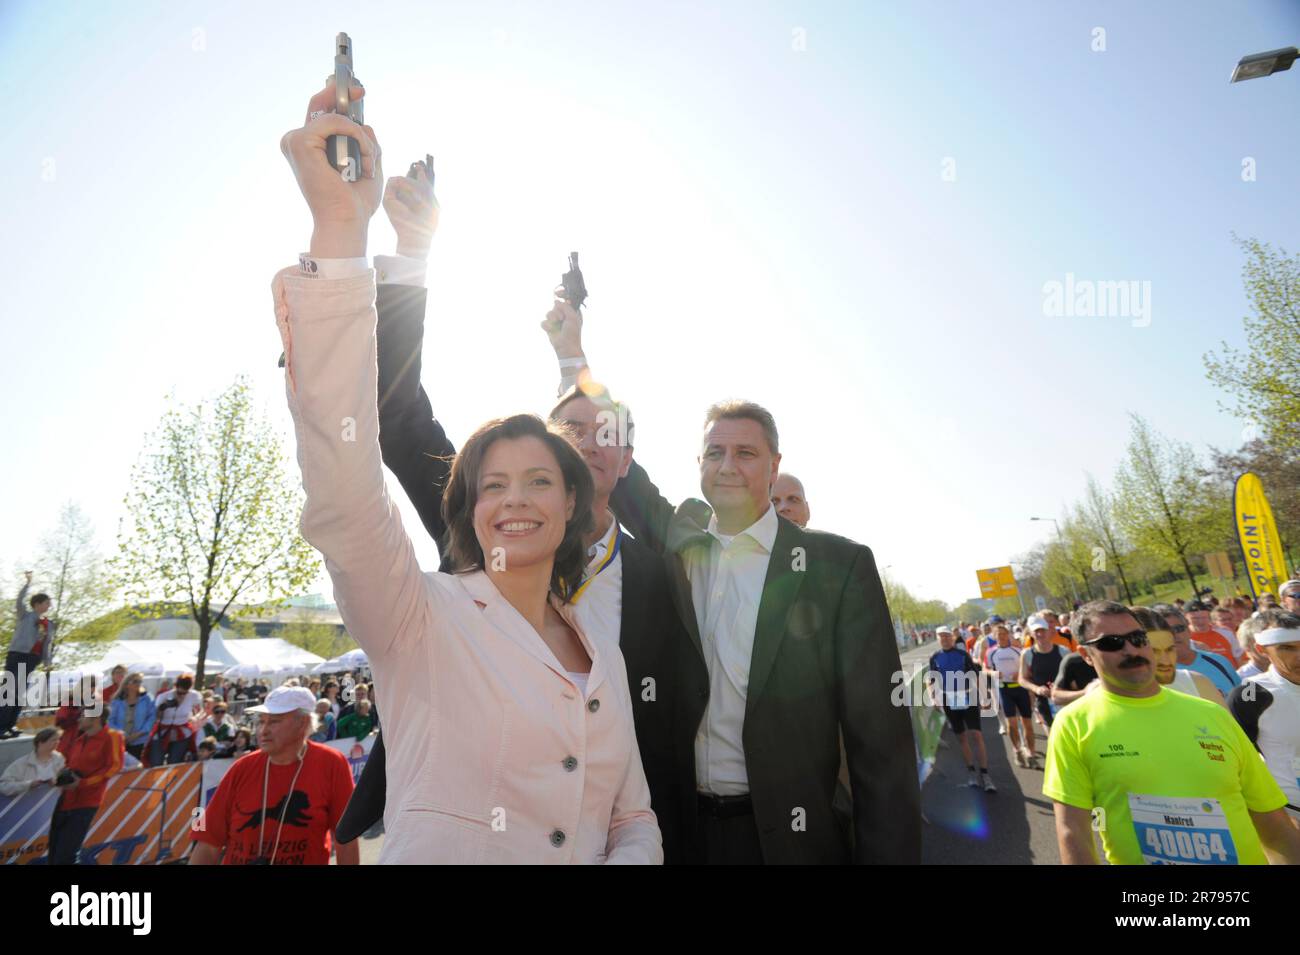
[273,265,661,864]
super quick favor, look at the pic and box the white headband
[1255,627,1300,647]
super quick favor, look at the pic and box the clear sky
[2,0,1298,609]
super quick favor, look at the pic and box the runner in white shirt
[984,624,1034,766]
[1227,612,1300,811]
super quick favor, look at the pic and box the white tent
[218,637,324,676]
[53,637,324,682]
[337,648,369,669]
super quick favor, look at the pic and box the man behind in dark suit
[546,297,921,864]
[335,166,694,861]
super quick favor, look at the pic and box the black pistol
[561,252,587,310]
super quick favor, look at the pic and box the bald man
[771,473,810,527]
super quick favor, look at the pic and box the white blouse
[0,749,65,796]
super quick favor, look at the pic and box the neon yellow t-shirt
[1042,686,1285,865]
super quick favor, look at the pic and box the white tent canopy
[55,637,325,682]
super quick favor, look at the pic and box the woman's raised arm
[275,81,434,664]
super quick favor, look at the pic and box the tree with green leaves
[34,503,117,667]
[1204,236,1300,451]
[112,377,320,684]
[1075,476,1135,604]
[1113,414,1228,594]
[1,506,118,667]
[1035,517,1093,606]
[278,617,356,660]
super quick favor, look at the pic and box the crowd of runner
[925,579,1300,863]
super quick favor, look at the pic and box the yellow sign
[1234,472,1288,598]
[1204,551,1234,580]
[976,566,1018,599]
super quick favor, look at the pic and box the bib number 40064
[1144,827,1230,863]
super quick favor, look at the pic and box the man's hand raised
[383,162,438,259]
[541,287,584,360]
[280,78,382,258]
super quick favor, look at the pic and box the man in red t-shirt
[1186,599,1243,666]
[189,686,358,866]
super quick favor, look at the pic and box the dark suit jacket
[612,460,922,864]
[336,283,695,862]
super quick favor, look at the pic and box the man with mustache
[1043,601,1300,865]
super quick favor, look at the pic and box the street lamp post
[1031,516,1080,606]
[1230,47,1298,83]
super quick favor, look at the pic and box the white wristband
[558,357,588,370]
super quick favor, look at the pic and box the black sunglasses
[1083,629,1149,652]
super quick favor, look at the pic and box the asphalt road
[899,639,1063,865]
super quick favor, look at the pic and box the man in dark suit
[545,298,920,864]
[335,171,695,860]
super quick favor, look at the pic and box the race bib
[1128,794,1237,865]
[945,687,972,709]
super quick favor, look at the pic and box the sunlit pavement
[899,640,1063,865]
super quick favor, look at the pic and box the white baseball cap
[248,686,317,715]
[1026,615,1049,631]
[936,625,954,636]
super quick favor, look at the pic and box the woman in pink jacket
[273,80,660,864]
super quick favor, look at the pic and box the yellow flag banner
[1233,472,1289,598]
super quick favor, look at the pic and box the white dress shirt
[570,512,624,650]
[687,504,779,796]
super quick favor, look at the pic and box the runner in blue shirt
[929,626,995,791]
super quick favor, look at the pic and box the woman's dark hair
[442,414,594,601]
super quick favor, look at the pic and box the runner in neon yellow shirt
[1043,600,1300,865]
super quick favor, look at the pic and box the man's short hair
[1152,603,1186,626]
[703,400,779,455]
[1185,599,1210,613]
[549,382,635,448]
[30,592,49,609]
[197,739,217,753]
[1072,600,1134,645]
[1127,606,1165,633]
[1239,609,1300,648]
